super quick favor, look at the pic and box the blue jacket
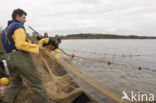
[39,38,58,50]
[1,20,25,53]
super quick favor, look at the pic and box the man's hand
[55,39,59,45]
[39,46,44,51]
[37,34,40,36]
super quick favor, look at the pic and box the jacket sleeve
[38,38,49,46]
[12,28,39,54]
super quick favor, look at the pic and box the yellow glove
[54,49,60,58]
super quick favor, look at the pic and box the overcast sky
[0,0,156,36]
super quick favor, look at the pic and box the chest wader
[3,25,49,103]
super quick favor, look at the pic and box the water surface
[60,39,156,70]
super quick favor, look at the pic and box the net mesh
[14,50,84,103]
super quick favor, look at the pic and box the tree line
[60,33,156,39]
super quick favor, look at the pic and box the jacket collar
[8,20,21,26]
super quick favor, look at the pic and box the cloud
[0,0,156,36]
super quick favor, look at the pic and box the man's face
[44,33,48,37]
[16,14,26,25]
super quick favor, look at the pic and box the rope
[60,49,152,71]
[62,48,156,57]
[56,56,130,103]
[59,49,156,97]
[43,50,131,103]
[59,48,72,58]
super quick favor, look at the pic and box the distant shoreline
[60,33,156,39]
[61,38,156,40]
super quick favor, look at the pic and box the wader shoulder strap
[4,23,15,49]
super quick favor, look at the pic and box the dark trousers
[3,51,49,103]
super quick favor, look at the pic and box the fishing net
[0,34,91,103]
[13,50,84,103]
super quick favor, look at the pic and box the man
[1,9,49,103]
[38,35,61,58]
[37,32,48,40]
[44,32,48,38]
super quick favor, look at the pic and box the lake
[60,39,156,102]
[60,39,156,70]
